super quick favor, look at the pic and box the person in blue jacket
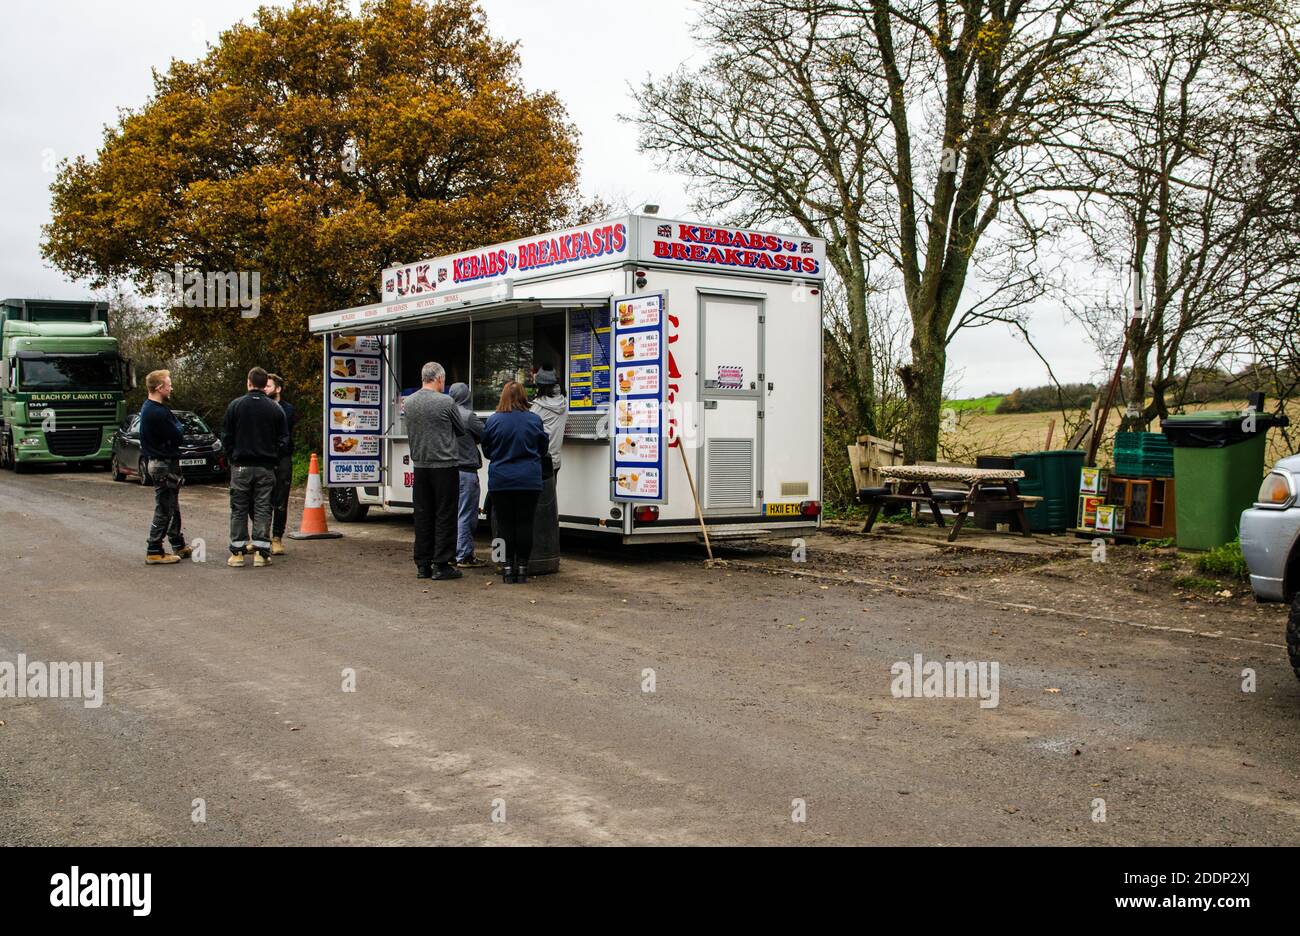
[480,380,548,584]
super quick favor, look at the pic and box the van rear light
[799,500,821,516]
[633,505,659,523]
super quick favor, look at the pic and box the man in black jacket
[222,367,289,568]
[140,368,192,565]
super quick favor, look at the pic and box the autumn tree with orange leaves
[43,0,596,442]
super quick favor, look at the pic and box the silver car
[1240,453,1300,683]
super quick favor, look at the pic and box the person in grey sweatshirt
[404,362,465,580]
[531,365,567,476]
[447,382,486,567]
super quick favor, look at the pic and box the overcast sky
[0,0,1103,396]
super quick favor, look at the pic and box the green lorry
[0,298,133,472]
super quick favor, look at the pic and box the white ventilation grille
[706,439,755,509]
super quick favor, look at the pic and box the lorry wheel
[1289,596,1300,685]
[329,486,370,523]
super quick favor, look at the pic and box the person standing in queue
[530,365,567,478]
[405,362,465,581]
[447,382,486,568]
[266,373,296,556]
[481,380,547,584]
[222,367,289,568]
[140,369,192,565]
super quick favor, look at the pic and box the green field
[944,395,1004,414]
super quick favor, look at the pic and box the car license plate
[180,458,206,467]
[762,502,800,516]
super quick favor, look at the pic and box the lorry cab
[309,215,825,545]
[0,299,131,471]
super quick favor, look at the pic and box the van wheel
[1288,595,1300,685]
[329,486,369,522]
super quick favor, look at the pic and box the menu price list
[326,334,383,485]
[611,295,666,504]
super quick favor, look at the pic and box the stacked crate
[1113,431,1174,478]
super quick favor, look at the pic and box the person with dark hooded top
[480,380,547,584]
[447,381,485,568]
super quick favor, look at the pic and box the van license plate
[763,502,800,516]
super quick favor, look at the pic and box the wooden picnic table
[861,465,1032,542]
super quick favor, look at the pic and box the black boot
[433,563,463,581]
[515,562,528,584]
[501,564,515,584]
[416,562,433,579]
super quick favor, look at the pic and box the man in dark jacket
[140,368,192,565]
[405,361,465,580]
[266,374,297,554]
[222,367,289,567]
[447,382,485,568]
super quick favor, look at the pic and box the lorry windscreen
[18,355,120,391]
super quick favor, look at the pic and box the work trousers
[146,459,185,554]
[413,466,459,567]
[230,465,276,556]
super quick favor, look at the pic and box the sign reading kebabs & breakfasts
[380,217,825,302]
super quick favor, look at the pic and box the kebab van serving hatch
[308,213,826,544]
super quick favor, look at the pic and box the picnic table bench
[859,465,1037,542]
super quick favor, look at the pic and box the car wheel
[1288,594,1300,686]
[138,457,152,486]
[111,455,127,482]
[329,486,370,522]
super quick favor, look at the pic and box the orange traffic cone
[288,454,343,540]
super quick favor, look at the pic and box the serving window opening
[471,311,565,410]
[398,322,469,398]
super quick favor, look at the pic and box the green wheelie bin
[1162,410,1285,550]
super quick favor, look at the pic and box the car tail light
[1257,471,1294,508]
[633,505,659,523]
[799,500,822,516]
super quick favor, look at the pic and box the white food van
[307,214,825,544]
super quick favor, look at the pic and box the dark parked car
[110,410,228,485]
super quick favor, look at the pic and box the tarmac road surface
[1,468,1298,845]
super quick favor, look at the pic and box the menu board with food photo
[615,467,660,498]
[330,434,380,458]
[330,406,381,433]
[330,382,382,406]
[331,355,382,382]
[610,292,667,504]
[616,399,659,430]
[615,432,659,463]
[616,330,660,364]
[616,364,659,396]
[331,334,382,355]
[324,332,383,489]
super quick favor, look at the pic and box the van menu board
[326,334,383,485]
[568,307,611,411]
[610,292,667,503]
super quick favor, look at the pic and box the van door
[699,293,763,515]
